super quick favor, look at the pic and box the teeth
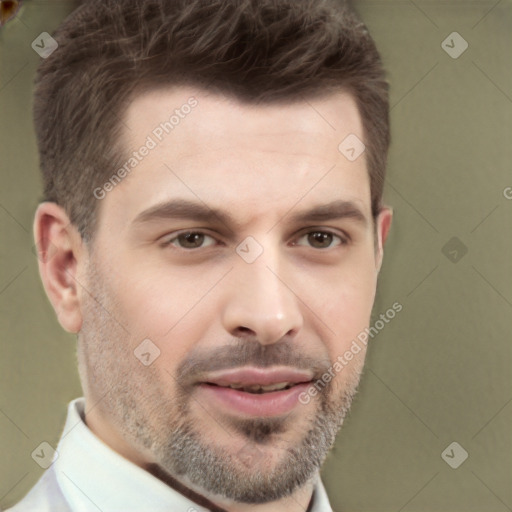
[227,383,244,389]
[259,382,291,392]
[227,382,292,393]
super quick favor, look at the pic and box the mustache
[175,338,332,385]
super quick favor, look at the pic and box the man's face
[77,86,390,503]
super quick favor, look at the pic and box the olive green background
[1,1,511,510]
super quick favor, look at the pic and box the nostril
[235,326,254,335]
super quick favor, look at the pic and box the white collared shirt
[7,398,333,512]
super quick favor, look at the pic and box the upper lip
[201,367,313,387]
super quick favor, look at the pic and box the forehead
[100,86,370,232]
[124,86,364,160]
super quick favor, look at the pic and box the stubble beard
[78,260,363,504]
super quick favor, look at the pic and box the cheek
[307,263,377,331]
[103,256,211,337]
[308,260,377,362]
[100,259,221,375]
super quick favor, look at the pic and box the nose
[221,246,304,345]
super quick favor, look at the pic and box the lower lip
[197,382,312,417]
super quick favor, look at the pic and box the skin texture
[34,86,392,512]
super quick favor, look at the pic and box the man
[9,0,392,510]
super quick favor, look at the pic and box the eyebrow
[131,198,369,230]
[287,200,368,226]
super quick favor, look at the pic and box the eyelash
[160,229,350,251]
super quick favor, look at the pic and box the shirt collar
[53,397,332,511]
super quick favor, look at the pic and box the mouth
[196,367,314,417]
[203,381,299,393]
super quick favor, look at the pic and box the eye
[161,231,217,250]
[294,230,347,249]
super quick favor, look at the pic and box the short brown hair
[34,0,390,241]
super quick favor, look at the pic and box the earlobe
[33,202,84,333]
[375,206,393,273]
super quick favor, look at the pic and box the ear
[33,202,85,333]
[375,206,393,273]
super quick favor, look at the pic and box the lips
[210,381,294,393]
[196,367,314,417]
[201,366,313,391]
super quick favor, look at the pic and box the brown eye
[308,232,334,249]
[177,232,205,248]
[294,230,346,249]
[163,231,216,250]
